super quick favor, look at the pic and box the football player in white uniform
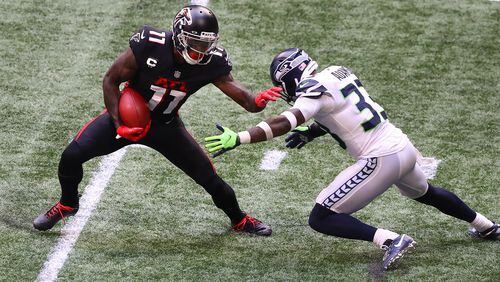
[205,48,498,269]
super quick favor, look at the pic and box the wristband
[238,131,251,144]
[280,111,297,130]
[257,121,273,140]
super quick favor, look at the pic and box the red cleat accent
[232,214,272,236]
[33,202,78,231]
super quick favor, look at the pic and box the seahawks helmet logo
[274,50,310,82]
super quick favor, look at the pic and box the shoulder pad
[210,46,232,67]
[296,78,328,98]
[327,66,353,81]
[130,26,169,46]
[130,25,148,44]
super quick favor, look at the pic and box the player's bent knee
[308,203,337,232]
[59,142,85,169]
[414,183,437,203]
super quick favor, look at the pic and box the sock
[58,142,84,207]
[373,228,399,248]
[202,175,245,224]
[471,213,494,232]
[58,172,81,207]
[415,184,476,222]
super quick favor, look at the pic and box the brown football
[119,88,150,128]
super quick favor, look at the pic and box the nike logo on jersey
[141,30,146,39]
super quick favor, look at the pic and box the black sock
[57,143,84,207]
[202,175,245,224]
[58,171,82,207]
[415,183,476,222]
[308,203,377,242]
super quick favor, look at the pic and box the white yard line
[260,150,288,170]
[36,148,127,282]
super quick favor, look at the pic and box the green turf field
[0,0,498,280]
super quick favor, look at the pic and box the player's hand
[204,123,240,157]
[116,120,151,142]
[255,86,282,108]
[285,126,315,149]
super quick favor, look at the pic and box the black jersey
[128,25,232,122]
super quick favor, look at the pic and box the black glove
[285,123,327,149]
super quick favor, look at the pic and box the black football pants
[58,111,245,224]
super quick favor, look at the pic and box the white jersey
[291,66,409,159]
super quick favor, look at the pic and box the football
[119,87,150,128]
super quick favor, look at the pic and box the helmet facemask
[176,30,219,65]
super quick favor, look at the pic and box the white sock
[373,228,399,248]
[471,213,494,232]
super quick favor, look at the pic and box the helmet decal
[274,51,310,82]
[173,7,192,28]
[270,48,318,102]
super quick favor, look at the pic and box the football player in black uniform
[33,5,280,236]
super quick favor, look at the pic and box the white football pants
[316,142,428,214]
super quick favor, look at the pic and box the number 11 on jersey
[148,85,187,114]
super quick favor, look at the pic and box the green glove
[294,126,309,132]
[204,123,240,157]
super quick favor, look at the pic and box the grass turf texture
[0,0,498,280]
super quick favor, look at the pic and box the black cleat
[469,222,499,241]
[33,202,78,231]
[382,234,416,270]
[232,214,272,236]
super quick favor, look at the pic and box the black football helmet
[172,5,219,65]
[270,48,318,102]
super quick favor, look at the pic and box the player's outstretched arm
[205,108,305,157]
[102,47,138,129]
[212,73,281,113]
